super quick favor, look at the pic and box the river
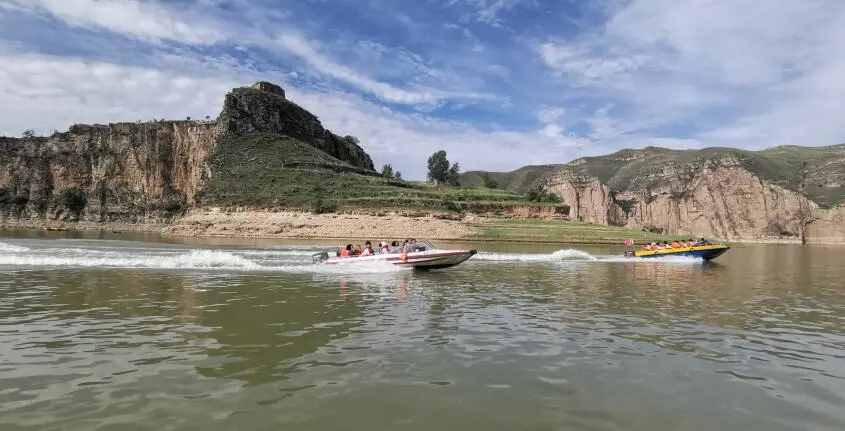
[1,232,843,430]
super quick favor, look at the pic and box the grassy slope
[462,145,845,208]
[460,165,562,193]
[201,133,537,211]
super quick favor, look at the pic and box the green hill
[202,133,534,212]
[461,145,845,208]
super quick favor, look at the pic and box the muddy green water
[0,232,843,430]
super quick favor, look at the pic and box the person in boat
[352,245,363,256]
[671,240,681,248]
[340,244,353,257]
[362,241,374,256]
[379,241,390,254]
[402,238,417,253]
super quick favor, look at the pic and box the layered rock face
[806,206,845,244]
[544,174,625,225]
[541,156,828,242]
[620,160,815,240]
[0,82,374,222]
[0,122,216,222]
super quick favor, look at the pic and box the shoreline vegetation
[0,209,816,245]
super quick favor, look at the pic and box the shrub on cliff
[527,188,561,203]
[482,173,499,189]
[59,187,86,215]
[311,198,337,214]
[0,187,11,206]
[381,164,394,178]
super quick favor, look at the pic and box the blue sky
[1,0,844,179]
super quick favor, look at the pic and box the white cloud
[452,0,535,27]
[538,42,648,85]
[0,52,588,178]
[9,0,226,44]
[537,0,845,149]
[274,33,494,106]
[536,106,565,124]
[6,0,487,108]
[0,53,238,135]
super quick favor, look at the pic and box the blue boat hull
[637,246,729,261]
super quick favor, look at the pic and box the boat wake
[475,249,598,262]
[474,248,703,264]
[0,240,702,273]
[0,241,407,274]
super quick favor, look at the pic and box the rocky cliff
[0,82,375,222]
[541,147,844,242]
[466,145,844,242]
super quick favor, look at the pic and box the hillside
[462,145,845,208]
[460,165,562,193]
[0,81,551,223]
[461,145,845,242]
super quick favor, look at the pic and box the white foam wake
[0,247,407,274]
[0,241,30,253]
[474,248,704,264]
[475,249,598,262]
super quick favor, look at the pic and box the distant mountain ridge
[463,145,845,208]
[461,145,845,242]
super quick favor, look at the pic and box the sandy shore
[3,208,840,245]
[163,208,475,240]
[0,208,477,241]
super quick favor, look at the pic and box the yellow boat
[631,243,730,261]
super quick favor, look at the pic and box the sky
[1,0,844,179]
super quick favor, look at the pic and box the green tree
[60,187,87,215]
[482,173,498,189]
[427,150,450,184]
[22,129,36,139]
[427,150,460,185]
[447,162,461,186]
[381,164,394,178]
[394,171,402,180]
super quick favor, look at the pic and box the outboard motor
[312,251,330,263]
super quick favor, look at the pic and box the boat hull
[633,245,730,261]
[324,249,477,269]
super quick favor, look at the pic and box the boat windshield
[416,240,436,251]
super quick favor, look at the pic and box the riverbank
[1,208,674,245]
[1,208,831,244]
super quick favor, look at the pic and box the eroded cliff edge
[539,147,845,242]
[0,82,374,222]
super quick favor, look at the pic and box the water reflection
[1,240,844,430]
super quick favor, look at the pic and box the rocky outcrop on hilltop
[217,82,373,170]
[0,82,374,222]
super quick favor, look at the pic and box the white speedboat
[313,241,476,270]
